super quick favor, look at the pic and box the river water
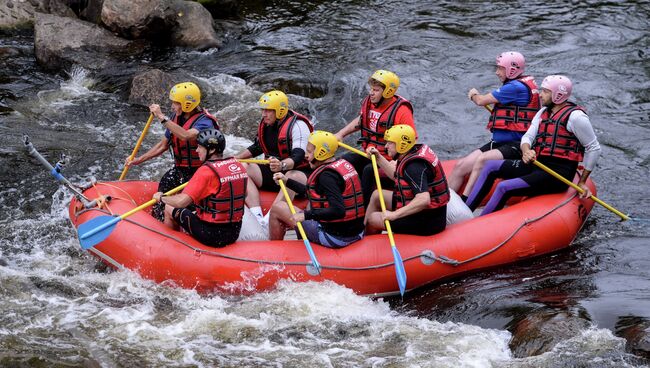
[1,1,649,367]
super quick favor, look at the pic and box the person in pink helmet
[465,75,601,216]
[449,51,541,203]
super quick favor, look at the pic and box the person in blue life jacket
[465,75,601,216]
[153,129,247,247]
[268,131,365,248]
[365,125,449,236]
[125,82,220,221]
[449,52,541,203]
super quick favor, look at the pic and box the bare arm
[468,88,499,106]
[335,116,360,141]
[391,192,431,219]
[367,147,396,178]
[158,193,193,208]
[128,137,169,166]
[163,122,199,141]
[235,148,253,159]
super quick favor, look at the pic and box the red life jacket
[196,158,247,224]
[393,144,450,210]
[170,110,220,168]
[306,158,365,223]
[359,95,413,159]
[533,103,586,162]
[487,76,540,133]
[257,110,313,169]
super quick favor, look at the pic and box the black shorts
[172,208,241,247]
[153,166,197,221]
[479,141,522,160]
[390,206,447,236]
[257,163,313,192]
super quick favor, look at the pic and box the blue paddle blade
[392,246,407,296]
[77,215,120,250]
[303,239,321,274]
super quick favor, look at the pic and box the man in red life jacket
[365,125,449,236]
[334,70,416,207]
[449,52,540,202]
[234,90,313,225]
[126,82,220,221]
[465,75,601,216]
[268,131,365,247]
[152,129,247,247]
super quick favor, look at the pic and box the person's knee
[286,170,306,183]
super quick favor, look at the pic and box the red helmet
[541,75,572,104]
[496,51,525,79]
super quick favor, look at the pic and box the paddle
[120,113,154,180]
[483,105,631,220]
[237,159,270,164]
[532,160,629,221]
[278,179,321,275]
[78,182,189,249]
[370,154,407,296]
[337,141,369,159]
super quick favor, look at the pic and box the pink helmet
[541,75,573,104]
[496,51,525,79]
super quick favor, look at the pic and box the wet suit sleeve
[402,161,431,194]
[246,137,263,157]
[303,171,345,221]
[286,178,307,196]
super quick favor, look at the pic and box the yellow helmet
[384,125,416,154]
[258,90,289,120]
[169,82,201,112]
[370,70,400,99]
[308,131,338,161]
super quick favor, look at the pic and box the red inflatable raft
[68,161,596,296]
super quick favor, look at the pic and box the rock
[0,0,75,29]
[101,0,176,40]
[249,73,328,99]
[63,0,103,23]
[34,13,144,71]
[0,45,21,59]
[615,316,650,360]
[508,310,591,357]
[169,0,220,50]
[197,0,239,19]
[128,68,178,107]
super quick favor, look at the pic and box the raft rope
[77,192,580,271]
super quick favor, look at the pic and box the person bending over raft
[269,131,365,248]
[365,125,449,236]
[153,129,247,247]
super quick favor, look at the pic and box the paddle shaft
[278,179,321,273]
[370,155,397,245]
[80,182,189,240]
[532,160,629,221]
[337,141,369,159]
[238,158,270,164]
[120,113,154,180]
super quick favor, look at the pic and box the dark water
[1,1,650,366]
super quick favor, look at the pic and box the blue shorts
[298,220,364,248]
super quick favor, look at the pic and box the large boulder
[34,13,144,71]
[101,0,176,40]
[0,0,75,29]
[128,68,180,107]
[170,0,220,50]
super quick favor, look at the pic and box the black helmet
[197,129,225,154]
